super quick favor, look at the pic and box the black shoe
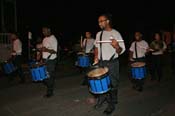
[43,93,53,98]
[103,104,115,115]
[137,86,143,92]
[94,96,106,110]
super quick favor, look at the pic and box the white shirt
[12,39,22,55]
[151,41,167,55]
[42,35,57,60]
[83,38,95,53]
[94,29,125,60]
[129,40,149,58]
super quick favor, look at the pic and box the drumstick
[96,40,124,43]
[137,44,148,50]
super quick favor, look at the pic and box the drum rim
[89,88,111,94]
[87,67,109,80]
[131,62,146,67]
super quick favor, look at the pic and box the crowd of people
[1,13,175,115]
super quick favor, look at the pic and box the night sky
[14,0,175,45]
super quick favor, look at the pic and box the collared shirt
[83,38,95,53]
[12,38,22,55]
[42,35,57,60]
[151,40,167,55]
[129,40,149,58]
[94,29,125,61]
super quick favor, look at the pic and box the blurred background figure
[149,32,167,82]
[129,31,149,92]
[10,32,25,83]
[41,26,58,98]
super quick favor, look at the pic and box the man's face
[10,33,17,41]
[135,32,142,41]
[42,28,50,37]
[85,32,91,38]
[98,16,108,29]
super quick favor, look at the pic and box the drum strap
[84,39,87,52]
[135,42,138,59]
[100,30,103,61]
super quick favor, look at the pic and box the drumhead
[131,62,145,67]
[87,67,108,78]
[77,51,85,55]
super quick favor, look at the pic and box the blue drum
[30,63,48,81]
[3,61,16,74]
[131,62,146,79]
[77,55,90,67]
[87,67,111,94]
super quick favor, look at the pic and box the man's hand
[42,47,56,54]
[110,39,122,54]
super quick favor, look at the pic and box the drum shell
[87,67,111,94]
[30,64,48,81]
[3,61,16,74]
[131,62,146,79]
[77,55,90,67]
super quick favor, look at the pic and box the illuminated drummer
[129,31,149,91]
[41,26,58,98]
[149,32,167,81]
[93,13,125,115]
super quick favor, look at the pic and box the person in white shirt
[129,31,149,92]
[10,32,25,83]
[80,31,95,85]
[93,13,125,115]
[41,26,57,98]
[35,37,43,62]
[82,31,95,53]
[149,32,167,81]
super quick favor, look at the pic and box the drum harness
[99,30,117,66]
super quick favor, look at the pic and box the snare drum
[3,61,16,74]
[87,67,111,94]
[77,55,90,67]
[131,62,146,79]
[30,62,48,81]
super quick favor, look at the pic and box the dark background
[1,0,175,49]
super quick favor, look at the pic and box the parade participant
[129,31,149,91]
[42,26,58,98]
[10,32,25,83]
[80,31,95,85]
[93,13,125,115]
[149,32,167,82]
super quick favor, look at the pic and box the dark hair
[154,31,162,40]
[10,31,20,37]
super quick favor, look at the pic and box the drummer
[93,13,125,115]
[129,31,149,91]
[81,31,95,54]
[79,31,95,85]
[41,26,58,98]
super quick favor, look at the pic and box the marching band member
[93,13,125,115]
[10,32,25,83]
[149,32,167,82]
[41,26,58,98]
[129,31,149,92]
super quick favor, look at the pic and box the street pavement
[0,54,175,116]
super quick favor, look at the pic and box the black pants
[97,58,119,105]
[43,59,57,94]
[12,55,25,82]
[150,55,163,81]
